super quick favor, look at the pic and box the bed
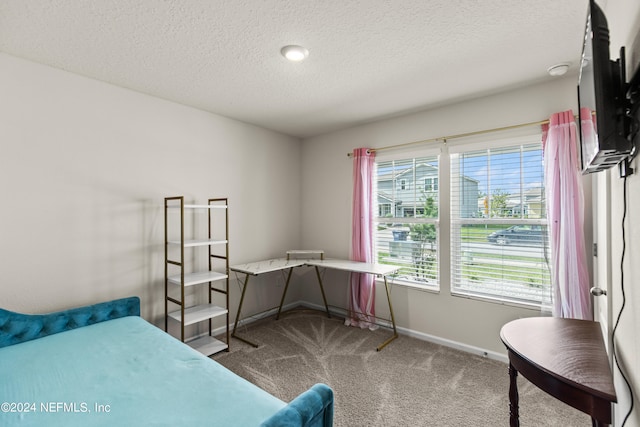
[0,296,334,427]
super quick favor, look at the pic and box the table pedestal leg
[508,362,520,427]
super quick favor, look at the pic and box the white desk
[230,258,400,351]
[305,259,400,276]
[231,258,308,275]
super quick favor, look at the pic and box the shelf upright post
[164,198,168,332]
[179,196,185,342]
[208,200,212,338]
[208,197,230,351]
[225,199,229,348]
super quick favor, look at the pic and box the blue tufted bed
[0,297,333,427]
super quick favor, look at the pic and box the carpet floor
[214,308,590,426]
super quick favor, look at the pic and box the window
[375,157,439,288]
[378,203,392,217]
[450,143,551,306]
[372,131,552,307]
[424,177,438,192]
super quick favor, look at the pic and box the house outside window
[373,130,551,307]
[375,156,442,288]
[450,142,550,306]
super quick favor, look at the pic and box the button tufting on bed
[0,296,140,348]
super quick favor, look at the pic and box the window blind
[374,156,439,288]
[450,143,552,305]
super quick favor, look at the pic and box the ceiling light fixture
[547,63,570,77]
[281,45,309,62]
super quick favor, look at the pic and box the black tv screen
[577,0,631,174]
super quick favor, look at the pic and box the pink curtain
[543,110,592,320]
[345,148,377,329]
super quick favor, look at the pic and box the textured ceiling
[0,0,593,138]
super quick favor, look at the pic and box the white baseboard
[190,301,302,344]
[396,326,508,363]
[295,301,509,364]
[199,300,508,363]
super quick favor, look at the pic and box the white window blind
[375,156,439,288]
[450,143,552,305]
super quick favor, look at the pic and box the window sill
[451,290,545,311]
[374,277,546,312]
[376,276,440,294]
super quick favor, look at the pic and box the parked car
[487,225,546,246]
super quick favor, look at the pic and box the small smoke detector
[547,63,570,77]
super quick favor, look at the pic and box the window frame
[372,129,551,308]
[374,148,441,291]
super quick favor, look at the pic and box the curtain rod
[346,117,551,157]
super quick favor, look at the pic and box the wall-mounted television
[577,0,632,174]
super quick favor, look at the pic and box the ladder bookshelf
[164,196,229,356]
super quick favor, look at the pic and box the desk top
[305,259,400,276]
[500,317,616,403]
[230,258,306,275]
[230,258,399,277]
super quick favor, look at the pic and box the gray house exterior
[377,163,478,218]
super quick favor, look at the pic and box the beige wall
[603,0,640,425]
[300,77,583,356]
[0,52,303,331]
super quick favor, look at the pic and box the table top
[305,259,400,276]
[230,258,400,277]
[500,317,616,403]
[230,258,306,275]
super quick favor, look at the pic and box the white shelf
[167,239,228,247]
[186,335,228,356]
[168,271,228,287]
[165,196,229,351]
[168,303,228,325]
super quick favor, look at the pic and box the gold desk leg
[376,276,398,351]
[231,273,259,348]
[276,267,294,320]
[314,266,331,318]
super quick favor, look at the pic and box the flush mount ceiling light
[281,45,309,62]
[547,63,570,77]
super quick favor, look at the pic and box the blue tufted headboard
[0,296,140,348]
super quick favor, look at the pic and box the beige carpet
[214,308,590,426]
